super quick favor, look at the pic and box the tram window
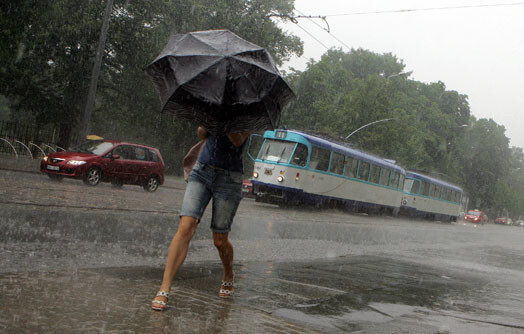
[380,169,390,186]
[258,139,295,163]
[390,172,400,188]
[421,182,430,196]
[410,180,420,194]
[357,161,370,181]
[399,174,405,189]
[290,143,308,167]
[310,146,330,171]
[433,186,440,199]
[344,157,358,178]
[330,152,344,175]
[370,165,381,184]
[403,178,413,192]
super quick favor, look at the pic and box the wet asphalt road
[1,167,524,333]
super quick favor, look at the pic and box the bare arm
[197,126,208,140]
[228,131,250,148]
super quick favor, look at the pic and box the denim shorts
[180,162,243,233]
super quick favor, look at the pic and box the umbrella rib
[231,52,279,75]
[191,33,226,56]
[175,57,224,88]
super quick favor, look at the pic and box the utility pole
[81,0,113,140]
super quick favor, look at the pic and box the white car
[514,220,524,227]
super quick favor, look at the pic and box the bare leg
[213,232,234,295]
[152,216,198,308]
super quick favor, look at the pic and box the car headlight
[67,160,86,165]
[42,156,48,162]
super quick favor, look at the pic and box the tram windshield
[257,139,296,163]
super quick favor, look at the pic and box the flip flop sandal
[219,277,234,298]
[151,291,169,311]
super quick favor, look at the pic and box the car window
[134,146,147,161]
[148,149,159,162]
[71,140,115,155]
[113,145,134,160]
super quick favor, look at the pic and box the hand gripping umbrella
[146,29,295,135]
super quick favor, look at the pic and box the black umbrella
[146,29,294,135]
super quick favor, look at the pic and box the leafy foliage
[282,48,470,177]
[0,0,303,169]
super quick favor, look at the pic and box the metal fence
[0,121,76,158]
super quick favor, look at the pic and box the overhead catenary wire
[283,2,524,58]
[320,1,524,17]
[295,9,352,51]
[274,1,524,67]
[293,21,330,50]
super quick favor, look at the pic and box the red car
[464,209,488,224]
[41,140,165,192]
[495,217,512,225]
[242,179,255,198]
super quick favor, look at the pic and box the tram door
[308,146,332,195]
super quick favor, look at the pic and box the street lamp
[345,118,398,140]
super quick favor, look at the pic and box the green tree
[0,0,303,171]
[456,118,511,212]
[282,48,470,180]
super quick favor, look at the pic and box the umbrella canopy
[146,29,294,135]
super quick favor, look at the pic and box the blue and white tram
[251,130,406,213]
[401,171,463,221]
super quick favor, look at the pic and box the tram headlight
[253,172,259,178]
[277,176,284,182]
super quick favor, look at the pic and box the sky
[279,0,524,148]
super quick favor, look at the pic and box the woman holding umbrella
[147,30,294,310]
[151,126,250,311]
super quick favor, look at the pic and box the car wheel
[111,180,123,188]
[84,167,101,186]
[143,176,159,192]
[47,174,64,182]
